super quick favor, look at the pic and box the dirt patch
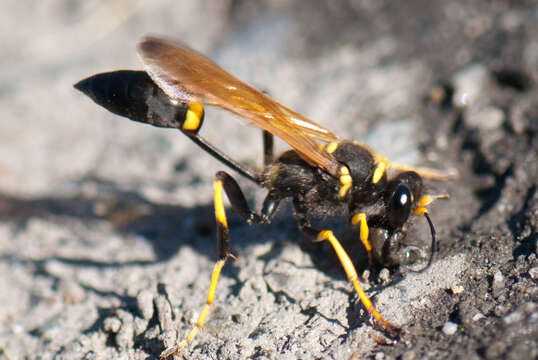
[0,1,536,359]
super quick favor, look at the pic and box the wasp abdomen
[74,70,188,130]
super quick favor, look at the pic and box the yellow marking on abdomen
[183,103,204,131]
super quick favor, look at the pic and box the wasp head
[367,171,437,271]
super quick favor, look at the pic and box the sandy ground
[0,1,536,359]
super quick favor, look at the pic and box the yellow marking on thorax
[338,166,352,198]
[325,141,339,154]
[372,156,388,184]
[183,103,204,131]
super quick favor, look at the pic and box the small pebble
[136,289,154,321]
[493,270,505,289]
[103,316,121,333]
[427,85,446,105]
[375,352,385,360]
[466,106,505,131]
[378,268,390,283]
[442,321,458,335]
[509,97,536,133]
[155,294,173,330]
[451,285,465,294]
[134,317,149,336]
[362,269,371,282]
[494,304,509,316]
[116,319,135,349]
[504,310,523,325]
[402,350,416,360]
[59,280,85,304]
[528,286,538,297]
[472,312,485,322]
[452,64,491,108]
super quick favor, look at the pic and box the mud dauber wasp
[75,35,456,357]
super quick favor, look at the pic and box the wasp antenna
[408,212,437,274]
[387,162,459,181]
[424,212,437,270]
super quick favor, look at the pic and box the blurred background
[1,1,536,359]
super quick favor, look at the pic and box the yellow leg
[316,230,395,332]
[161,178,233,358]
[351,213,371,252]
[161,260,226,358]
[350,212,377,266]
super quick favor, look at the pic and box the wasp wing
[138,36,341,176]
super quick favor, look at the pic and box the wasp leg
[350,213,376,266]
[215,171,280,224]
[185,129,274,183]
[315,230,396,334]
[183,131,263,184]
[178,103,262,184]
[292,203,396,335]
[263,130,274,166]
[180,103,275,183]
[161,171,279,358]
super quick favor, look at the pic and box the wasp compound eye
[387,184,412,229]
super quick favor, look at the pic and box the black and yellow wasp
[75,36,454,357]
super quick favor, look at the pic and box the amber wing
[138,35,341,176]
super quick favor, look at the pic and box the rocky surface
[1,1,536,359]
